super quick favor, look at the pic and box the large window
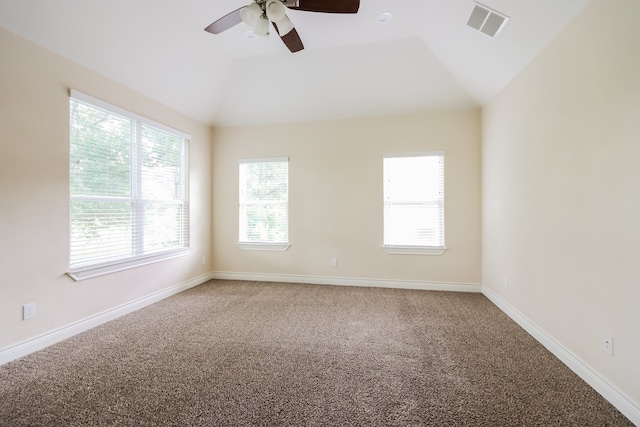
[238,158,289,250]
[383,153,445,254]
[69,90,189,280]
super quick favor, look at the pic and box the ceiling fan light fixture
[266,0,287,22]
[240,2,262,28]
[253,15,270,37]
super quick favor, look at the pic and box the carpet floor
[0,280,633,426]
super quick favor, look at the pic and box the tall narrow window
[383,153,445,254]
[69,90,189,280]
[239,158,289,250]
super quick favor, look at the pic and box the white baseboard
[482,286,640,426]
[210,271,482,293]
[0,272,215,367]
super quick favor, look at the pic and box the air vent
[467,3,509,38]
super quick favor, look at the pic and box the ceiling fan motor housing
[250,0,299,10]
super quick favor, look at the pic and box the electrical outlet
[603,335,613,356]
[201,256,206,265]
[503,276,509,288]
[23,303,35,320]
[331,258,337,267]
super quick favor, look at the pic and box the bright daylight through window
[383,153,445,254]
[68,91,189,280]
[238,158,289,250]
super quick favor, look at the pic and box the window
[383,153,445,255]
[238,158,289,251]
[68,90,189,280]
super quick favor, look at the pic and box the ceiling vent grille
[467,3,509,38]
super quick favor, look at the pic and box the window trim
[67,250,189,281]
[69,90,191,140]
[382,151,446,254]
[67,90,190,281]
[238,243,291,251]
[382,245,447,255]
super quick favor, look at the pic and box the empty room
[0,0,638,425]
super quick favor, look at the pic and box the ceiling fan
[204,0,360,53]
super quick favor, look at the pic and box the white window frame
[238,157,290,251]
[67,90,190,280]
[383,152,446,255]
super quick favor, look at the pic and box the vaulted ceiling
[0,0,590,126]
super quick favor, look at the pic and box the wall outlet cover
[604,335,613,356]
[23,303,35,320]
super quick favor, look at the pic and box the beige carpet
[0,280,633,426]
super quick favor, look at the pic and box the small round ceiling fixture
[376,12,393,23]
[244,30,257,39]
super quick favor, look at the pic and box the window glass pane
[70,100,131,197]
[384,156,441,202]
[384,203,442,246]
[70,201,133,266]
[240,161,288,202]
[143,202,185,251]
[141,124,183,200]
[240,201,289,243]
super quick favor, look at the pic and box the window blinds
[238,158,289,244]
[383,153,444,247]
[69,91,189,272]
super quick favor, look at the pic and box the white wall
[482,0,640,411]
[0,28,212,350]
[212,111,481,286]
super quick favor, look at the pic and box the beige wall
[0,29,212,349]
[212,111,481,285]
[482,0,640,407]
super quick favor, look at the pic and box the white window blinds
[384,153,444,248]
[239,158,289,244]
[69,91,189,276]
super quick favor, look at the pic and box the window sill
[238,242,291,251]
[67,249,190,281]
[382,245,447,255]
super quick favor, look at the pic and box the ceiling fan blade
[204,7,244,34]
[273,22,304,53]
[289,0,360,13]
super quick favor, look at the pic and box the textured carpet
[0,280,633,426]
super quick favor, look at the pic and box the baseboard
[210,271,482,293]
[482,286,640,426]
[0,272,215,367]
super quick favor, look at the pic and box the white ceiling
[0,0,590,127]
